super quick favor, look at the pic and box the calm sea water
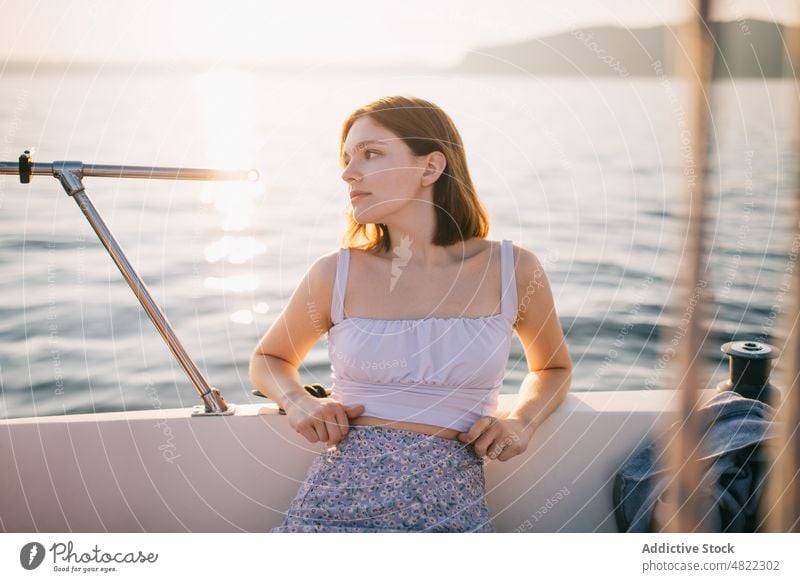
[0,69,797,419]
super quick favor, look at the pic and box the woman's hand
[457,412,534,462]
[284,394,365,447]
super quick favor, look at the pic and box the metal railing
[0,151,260,416]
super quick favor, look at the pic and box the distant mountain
[452,19,797,78]
[0,59,442,76]
[3,19,794,78]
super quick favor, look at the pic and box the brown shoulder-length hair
[339,96,489,253]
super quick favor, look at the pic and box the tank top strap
[331,247,350,325]
[500,239,517,325]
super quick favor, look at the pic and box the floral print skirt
[271,424,494,532]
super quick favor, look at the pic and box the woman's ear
[421,151,447,186]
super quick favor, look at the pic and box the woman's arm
[507,245,572,435]
[508,368,572,438]
[250,353,317,413]
[458,245,572,460]
[249,252,336,405]
[249,251,364,445]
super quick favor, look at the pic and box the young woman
[250,95,572,532]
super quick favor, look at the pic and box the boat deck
[0,389,718,532]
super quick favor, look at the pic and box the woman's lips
[350,192,370,201]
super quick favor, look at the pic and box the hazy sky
[1,0,797,67]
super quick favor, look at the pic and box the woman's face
[340,116,429,225]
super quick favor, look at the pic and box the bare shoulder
[512,242,546,270]
[508,242,572,371]
[250,248,341,368]
[509,243,549,303]
[305,249,341,326]
[309,248,340,282]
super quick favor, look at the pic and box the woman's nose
[340,161,360,183]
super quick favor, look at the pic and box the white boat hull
[0,389,714,532]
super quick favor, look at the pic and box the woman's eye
[342,150,379,165]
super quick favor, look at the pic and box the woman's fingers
[312,421,329,444]
[473,424,524,460]
[488,434,518,460]
[306,403,354,445]
[457,415,496,445]
[299,425,319,443]
[472,423,502,457]
[487,426,528,461]
[287,398,357,445]
[334,407,350,440]
[496,443,518,462]
[323,412,343,445]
